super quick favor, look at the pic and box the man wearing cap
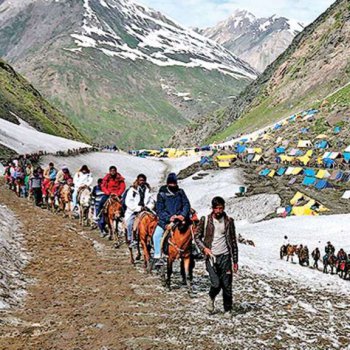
[194,196,238,316]
[97,166,126,218]
[152,172,191,266]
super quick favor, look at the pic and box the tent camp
[252,154,263,163]
[298,155,311,166]
[298,140,312,148]
[329,170,343,181]
[268,170,276,178]
[280,155,294,163]
[316,134,328,140]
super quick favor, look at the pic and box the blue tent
[236,145,246,154]
[335,171,344,181]
[301,128,309,134]
[274,124,282,130]
[323,158,335,168]
[334,126,341,134]
[315,180,332,190]
[307,109,319,115]
[304,169,316,177]
[240,138,249,143]
[343,153,350,163]
[275,147,286,154]
[302,176,317,186]
[277,167,286,176]
[315,140,329,149]
[259,169,270,177]
[246,154,254,162]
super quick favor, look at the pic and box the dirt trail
[1,183,350,349]
[0,184,203,350]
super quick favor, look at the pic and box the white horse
[78,186,92,226]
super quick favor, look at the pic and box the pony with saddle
[77,186,92,226]
[135,209,199,293]
[102,194,126,247]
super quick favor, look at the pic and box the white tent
[342,191,350,200]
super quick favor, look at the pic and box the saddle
[77,185,89,203]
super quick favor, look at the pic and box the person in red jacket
[97,166,126,217]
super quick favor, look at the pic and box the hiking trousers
[206,254,233,312]
[32,188,42,206]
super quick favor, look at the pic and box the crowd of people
[2,156,239,316]
[281,239,350,279]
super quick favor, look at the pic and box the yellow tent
[316,169,330,179]
[268,170,276,178]
[262,134,273,140]
[280,155,294,163]
[167,149,177,158]
[292,206,316,216]
[317,157,323,165]
[276,136,283,144]
[217,161,231,168]
[298,140,312,148]
[292,167,303,175]
[316,134,328,139]
[253,154,263,162]
[216,154,237,161]
[290,192,304,205]
[306,150,313,157]
[254,148,263,154]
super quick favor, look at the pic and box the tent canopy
[342,191,350,199]
[259,169,270,176]
[304,168,316,177]
[302,176,317,186]
[217,161,231,168]
[316,170,331,179]
[298,140,312,148]
[277,168,287,176]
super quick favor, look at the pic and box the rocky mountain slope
[174,0,350,147]
[198,9,303,72]
[0,0,257,148]
[0,58,85,147]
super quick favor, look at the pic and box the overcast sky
[139,0,335,28]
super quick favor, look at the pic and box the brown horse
[104,195,125,246]
[45,180,56,211]
[58,183,73,218]
[161,219,198,293]
[280,244,299,262]
[136,211,158,269]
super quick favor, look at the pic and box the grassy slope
[36,49,250,148]
[0,58,87,142]
[208,0,350,144]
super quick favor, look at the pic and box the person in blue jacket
[152,173,191,266]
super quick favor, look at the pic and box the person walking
[194,196,238,316]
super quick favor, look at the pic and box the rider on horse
[152,173,191,266]
[97,166,126,217]
[124,174,154,248]
[53,166,73,197]
[72,165,93,210]
[194,196,238,315]
[325,241,335,256]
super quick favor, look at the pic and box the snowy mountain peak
[70,0,257,79]
[199,9,305,72]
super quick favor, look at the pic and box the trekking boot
[223,310,233,319]
[154,257,166,267]
[206,296,215,313]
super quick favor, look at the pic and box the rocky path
[1,184,350,349]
